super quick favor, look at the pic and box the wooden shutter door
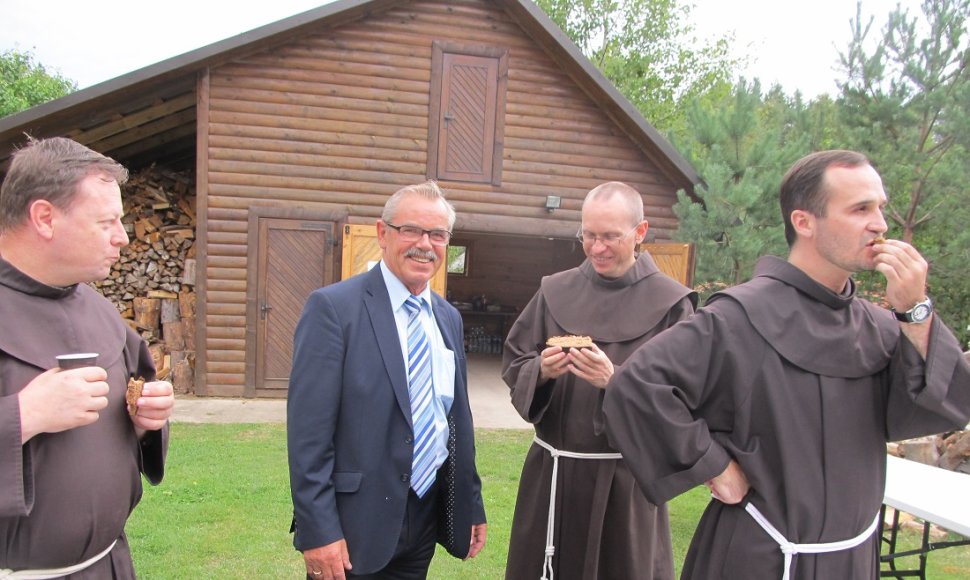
[641,242,696,287]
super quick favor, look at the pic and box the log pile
[90,166,197,393]
[888,430,970,474]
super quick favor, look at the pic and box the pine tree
[838,0,970,346]
[672,81,807,293]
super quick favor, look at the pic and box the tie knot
[404,295,423,314]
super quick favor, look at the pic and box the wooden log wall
[201,0,684,395]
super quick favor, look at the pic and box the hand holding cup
[19,355,108,442]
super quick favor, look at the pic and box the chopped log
[178,290,196,318]
[899,436,942,466]
[182,258,196,286]
[133,297,161,331]
[171,350,194,394]
[177,197,196,220]
[160,298,180,324]
[154,354,172,380]
[148,343,166,372]
[181,316,196,351]
[940,431,970,471]
[162,321,185,351]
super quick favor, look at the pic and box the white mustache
[405,248,437,262]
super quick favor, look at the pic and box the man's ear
[376,219,388,250]
[790,209,815,240]
[635,220,649,244]
[27,200,56,240]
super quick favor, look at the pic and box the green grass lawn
[127,424,970,578]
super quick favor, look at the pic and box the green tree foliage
[535,0,738,136]
[837,0,970,345]
[671,81,808,290]
[0,49,76,118]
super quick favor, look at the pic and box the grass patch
[128,424,970,578]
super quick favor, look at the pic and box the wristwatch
[892,297,933,324]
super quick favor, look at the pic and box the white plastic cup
[56,353,99,370]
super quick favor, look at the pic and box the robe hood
[709,256,899,378]
[0,256,127,371]
[542,252,696,343]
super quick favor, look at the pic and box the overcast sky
[0,0,921,99]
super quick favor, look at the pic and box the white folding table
[880,454,970,579]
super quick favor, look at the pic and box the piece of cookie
[126,376,145,417]
[546,335,595,351]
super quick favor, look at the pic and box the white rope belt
[0,539,117,579]
[533,435,622,580]
[745,503,880,580]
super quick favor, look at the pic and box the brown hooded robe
[503,253,696,579]
[605,256,970,579]
[0,257,167,578]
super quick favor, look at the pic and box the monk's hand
[872,239,929,314]
[18,366,109,443]
[304,540,352,580]
[872,239,932,358]
[538,346,570,382]
[567,344,614,389]
[466,522,488,559]
[132,380,174,436]
[707,460,750,504]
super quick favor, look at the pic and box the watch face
[912,303,931,322]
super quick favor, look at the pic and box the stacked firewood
[90,166,197,393]
[888,430,970,474]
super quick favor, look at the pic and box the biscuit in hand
[546,335,595,352]
[126,376,145,417]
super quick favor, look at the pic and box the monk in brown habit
[603,150,970,579]
[0,137,173,578]
[502,182,697,579]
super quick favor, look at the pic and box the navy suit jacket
[288,265,485,574]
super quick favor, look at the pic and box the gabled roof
[0,0,699,189]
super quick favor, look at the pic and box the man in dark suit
[288,181,487,579]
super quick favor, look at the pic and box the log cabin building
[0,0,699,398]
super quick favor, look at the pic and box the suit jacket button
[405,435,413,444]
[401,473,410,482]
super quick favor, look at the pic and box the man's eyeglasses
[576,225,638,246]
[385,223,452,246]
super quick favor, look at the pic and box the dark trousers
[307,484,439,580]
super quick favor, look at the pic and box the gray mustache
[405,248,438,262]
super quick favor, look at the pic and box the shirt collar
[378,260,432,312]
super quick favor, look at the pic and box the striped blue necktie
[404,295,437,497]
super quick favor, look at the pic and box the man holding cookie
[0,137,173,578]
[502,181,696,579]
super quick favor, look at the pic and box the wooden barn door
[246,209,340,397]
[641,242,696,288]
[341,224,446,297]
